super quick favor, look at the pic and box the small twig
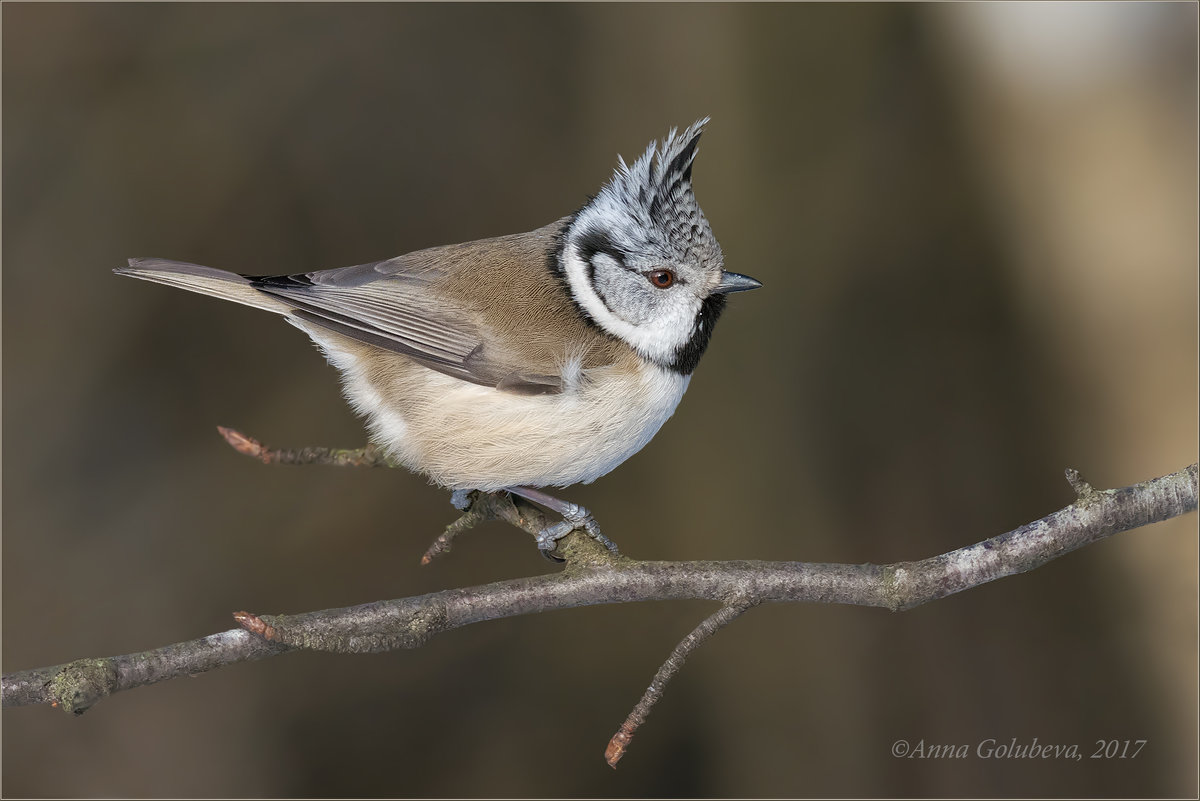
[421,498,492,564]
[216,426,395,468]
[1065,467,1095,499]
[606,601,752,767]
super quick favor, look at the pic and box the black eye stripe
[575,226,689,292]
[577,227,626,269]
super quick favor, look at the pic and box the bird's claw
[535,503,619,558]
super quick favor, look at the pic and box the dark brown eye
[647,269,675,289]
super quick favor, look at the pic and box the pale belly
[308,330,690,491]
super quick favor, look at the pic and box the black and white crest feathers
[607,118,712,246]
[569,118,724,284]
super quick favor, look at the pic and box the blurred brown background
[3,3,1196,797]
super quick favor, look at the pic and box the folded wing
[117,254,564,394]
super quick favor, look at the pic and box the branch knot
[48,659,119,714]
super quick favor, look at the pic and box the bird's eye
[647,269,675,289]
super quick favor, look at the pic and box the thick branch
[1,629,287,713]
[5,464,1196,715]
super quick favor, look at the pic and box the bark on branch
[4,460,1195,767]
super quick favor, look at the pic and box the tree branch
[4,461,1195,767]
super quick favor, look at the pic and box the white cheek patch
[562,246,696,368]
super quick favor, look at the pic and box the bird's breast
[320,337,690,491]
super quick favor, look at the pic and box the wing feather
[120,220,583,395]
[253,275,484,370]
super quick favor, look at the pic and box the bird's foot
[533,501,618,555]
[506,486,620,558]
[449,488,475,511]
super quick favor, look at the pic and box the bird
[115,119,761,556]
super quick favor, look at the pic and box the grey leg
[505,486,619,555]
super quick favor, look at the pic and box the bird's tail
[115,258,292,315]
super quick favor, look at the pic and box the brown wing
[251,218,618,394]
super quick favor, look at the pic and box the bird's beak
[715,271,762,294]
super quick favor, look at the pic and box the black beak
[715,271,762,294]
